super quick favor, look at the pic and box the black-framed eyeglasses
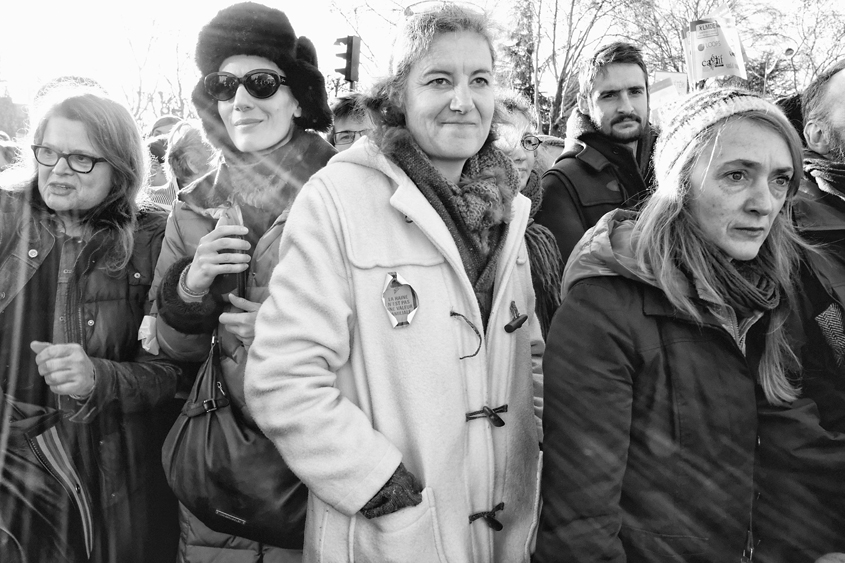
[31,145,108,174]
[333,129,372,146]
[204,69,288,101]
[521,135,541,151]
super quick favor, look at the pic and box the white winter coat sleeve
[245,181,403,517]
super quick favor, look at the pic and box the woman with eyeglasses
[246,4,543,562]
[495,91,564,337]
[0,87,181,562]
[148,3,334,562]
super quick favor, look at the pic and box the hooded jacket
[536,210,764,563]
[534,109,656,263]
[245,139,544,563]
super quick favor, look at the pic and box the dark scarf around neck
[697,238,781,319]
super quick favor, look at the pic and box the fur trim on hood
[564,107,600,140]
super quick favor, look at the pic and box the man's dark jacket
[534,108,656,263]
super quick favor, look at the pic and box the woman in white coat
[245,4,544,563]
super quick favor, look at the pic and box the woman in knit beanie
[149,2,335,561]
[245,4,544,561]
[536,88,810,562]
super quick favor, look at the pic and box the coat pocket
[352,487,446,563]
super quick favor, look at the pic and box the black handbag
[160,334,307,548]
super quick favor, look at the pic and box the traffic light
[335,36,361,83]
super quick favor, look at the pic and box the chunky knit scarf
[389,136,519,327]
[521,167,563,337]
[804,151,845,201]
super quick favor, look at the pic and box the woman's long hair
[9,89,147,272]
[633,110,808,405]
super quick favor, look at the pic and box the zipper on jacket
[26,434,66,490]
[27,429,94,557]
[742,523,756,562]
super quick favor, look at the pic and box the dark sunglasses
[204,69,288,101]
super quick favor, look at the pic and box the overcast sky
[0,0,358,104]
[0,0,818,122]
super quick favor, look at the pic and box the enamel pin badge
[382,271,419,328]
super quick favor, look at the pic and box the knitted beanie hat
[191,1,332,153]
[655,88,799,196]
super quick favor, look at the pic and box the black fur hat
[192,1,332,152]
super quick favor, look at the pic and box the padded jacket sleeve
[151,203,218,363]
[61,350,181,421]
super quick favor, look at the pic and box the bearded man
[535,42,657,262]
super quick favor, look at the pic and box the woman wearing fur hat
[535,88,810,562]
[0,87,180,562]
[245,4,544,562]
[149,2,335,561]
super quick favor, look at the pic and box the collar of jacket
[0,208,113,318]
[794,178,845,232]
[558,136,615,174]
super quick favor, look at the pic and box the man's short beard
[592,116,643,144]
[605,127,643,144]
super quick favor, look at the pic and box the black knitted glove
[157,257,223,334]
[360,462,423,519]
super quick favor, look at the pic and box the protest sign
[682,5,747,85]
[649,78,683,128]
[654,71,688,96]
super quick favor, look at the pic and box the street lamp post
[763,47,796,97]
